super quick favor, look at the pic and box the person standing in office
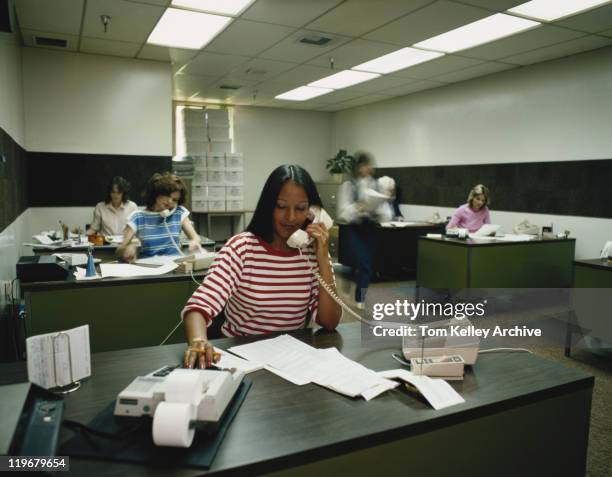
[447,184,491,233]
[86,176,138,236]
[117,172,201,261]
[337,152,393,309]
[181,165,341,368]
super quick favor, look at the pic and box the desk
[338,222,445,278]
[21,270,206,353]
[567,258,612,356]
[0,323,592,476]
[30,237,216,262]
[417,236,576,288]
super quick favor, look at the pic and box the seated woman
[86,176,138,236]
[181,165,342,368]
[117,172,201,261]
[447,184,491,233]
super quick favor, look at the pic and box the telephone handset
[160,209,173,219]
[287,207,334,249]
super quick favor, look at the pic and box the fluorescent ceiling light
[414,13,540,53]
[352,47,444,74]
[308,70,380,89]
[147,8,231,50]
[171,0,255,17]
[508,0,611,22]
[275,86,333,101]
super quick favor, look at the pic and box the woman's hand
[188,239,202,254]
[121,244,138,262]
[183,338,220,369]
[306,222,329,258]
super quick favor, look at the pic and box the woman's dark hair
[105,176,131,204]
[142,172,187,209]
[352,151,374,178]
[247,165,323,243]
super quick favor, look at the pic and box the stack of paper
[228,335,399,400]
[99,262,177,278]
[494,234,536,242]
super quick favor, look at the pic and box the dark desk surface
[574,258,612,271]
[420,236,576,247]
[0,323,593,476]
[20,268,208,292]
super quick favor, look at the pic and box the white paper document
[380,221,423,227]
[379,369,465,410]
[99,262,177,278]
[214,348,263,374]
[494,234,535,242]
[228,335,399,399]
[134,254,183,266]
[26,325,91,389]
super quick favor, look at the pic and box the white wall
[233,105,334,208]
[22,48,172,156]
[334,46,612,259]
[334,46,612,166]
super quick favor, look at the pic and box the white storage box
[208,200,226,212]
[226,200,243,211]
[206,155,225,170]
[207,186,226,199]
[192,156,207,169]
[192,199,208,212]
[208,126,230,141]
[225,186,243,199]
[184,140,206,155]
[209,141,231,154]
[226,153,243,169]
[192,169,207,184]
[191,184,207,200]
[226,170,243,185]
[207,170,226,184]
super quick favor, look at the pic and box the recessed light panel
[414,13,540,53]
[352,47,444,74]
[171,0,255,17]
[276,86,333,101]
[308,70,380,89]
[508,0,611,22]
[147,8,232,50]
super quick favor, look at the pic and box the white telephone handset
[287,207,334,249]
[160,209,172,219]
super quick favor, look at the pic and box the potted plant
[326,149,354,183]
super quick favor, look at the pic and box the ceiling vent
[219,84,241,90]
[244,67,267,76]
[34,36,68,48]
[299,35,333,46]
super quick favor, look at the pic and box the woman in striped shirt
[117,172,201,261]
[182,165,342,369]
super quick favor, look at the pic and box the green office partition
[417,240,469,288]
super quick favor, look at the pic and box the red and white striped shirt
[181,232,326,337]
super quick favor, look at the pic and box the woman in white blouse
[86,176,138,236]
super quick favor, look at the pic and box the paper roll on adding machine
[114,366,244,448]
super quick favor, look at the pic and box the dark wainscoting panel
[379,159,612,219]
[0,128,28,231]
[27,153,172,207]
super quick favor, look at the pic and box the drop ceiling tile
[316,103,350,111]
[432,61,516,82]
[123,0,168,6]
[600,29,612,37]
[502,35,612,65]
[174,73,221,95]
[555,4,612,34]
[343,75,418,93]
[389,54,483,79]
[137,45,197,63]
[15,0,84,35]
[364,0,491,46]
[282,100,334,110]
[264,64,336,87]
[332,94,394,109]
[454,0,525,12]
[378,79,446,96]
[80,37,141,57]
[311,89,367,104]
[258,29,351,63]
[226,58,299,83]
[83,0,164,43]
[205,20,295,56]
[182,51,251,77]
[306,0,431,37]
[21,29,79,51]
[459,25,585,61]
[242,0,343,28]
[307,39,401,70]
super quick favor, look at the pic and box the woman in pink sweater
[447,184,491,233]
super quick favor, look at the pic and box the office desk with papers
[0,323,592,476]
[21,268,207,353]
